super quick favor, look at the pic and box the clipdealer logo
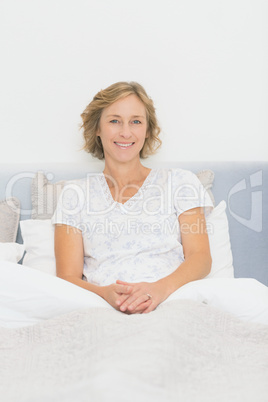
[227,170,262,232]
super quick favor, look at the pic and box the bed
[0,161,268,402]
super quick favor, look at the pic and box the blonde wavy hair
[80,81,161,159]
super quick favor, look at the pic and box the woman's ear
[96,122,100,137]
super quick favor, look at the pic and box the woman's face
[97,94,148,165]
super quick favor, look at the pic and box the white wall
[1,0,267,165]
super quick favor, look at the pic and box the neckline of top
[99,168,157,208]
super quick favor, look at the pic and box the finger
[115,284,133,295]
[142,303,155,314]
[131,299,152,314]
[115,293,131,307]
[120,294,150,312]
[116,279,133,286]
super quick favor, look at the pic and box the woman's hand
[115,280,166,314]
[101,283,134,311]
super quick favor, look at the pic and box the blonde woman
[52,81,213,314]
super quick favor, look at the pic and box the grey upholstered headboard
[1,161,267,286]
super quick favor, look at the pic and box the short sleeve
[51,181,85,229]
[171,169,214,217]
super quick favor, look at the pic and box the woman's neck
[103,161,150,188]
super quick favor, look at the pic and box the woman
[52,81,213,314]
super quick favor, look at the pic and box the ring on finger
[146,293,152,300]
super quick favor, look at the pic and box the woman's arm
[54,224,133,308]
[157,206,212,295]
[115,207,212,314]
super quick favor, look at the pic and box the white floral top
[51,168,213,286]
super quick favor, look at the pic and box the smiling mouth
[114,142,135,148]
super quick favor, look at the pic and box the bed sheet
[0,261,268,328]
[0,261,111,328]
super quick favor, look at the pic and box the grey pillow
[0,197,20,242]
[31,172,66,220]
[31,169,215,220]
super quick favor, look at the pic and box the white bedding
[1,261,268,328]
[0,262,111,328]
[1,261,268,402]
[1,296,268,402]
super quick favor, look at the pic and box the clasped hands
[104,279,164,314]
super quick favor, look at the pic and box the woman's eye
[132,120,141,124]
[110,119,119,123]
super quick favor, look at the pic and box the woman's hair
[80,81,161,159]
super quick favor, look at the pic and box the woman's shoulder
[59,173,104,201]
[154,167,199,184]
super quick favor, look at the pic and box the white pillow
[0,242,25,263]
[20,219,56,275]
[20,200,233,279]
[205,200,234,278]
[164,278,268,325]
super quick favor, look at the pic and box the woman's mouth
[114,142,135,149]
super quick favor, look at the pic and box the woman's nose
[119,123,132,138]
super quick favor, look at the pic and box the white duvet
[1,261,268,402]
[0,261,268,328]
